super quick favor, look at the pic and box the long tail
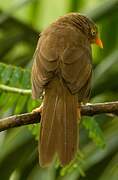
[39,78,79,167]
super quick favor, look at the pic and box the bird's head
[85,18,103,48]
[64,13,103,48]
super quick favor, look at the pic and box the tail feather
[39,89,58,166]
[56,83,78,165]
[39,78,79,167]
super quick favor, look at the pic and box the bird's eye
[91,29,96,36]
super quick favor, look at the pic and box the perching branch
[0,101,118,132]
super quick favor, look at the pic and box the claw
[32,103,43,114]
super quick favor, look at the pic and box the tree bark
[0,101,118,132]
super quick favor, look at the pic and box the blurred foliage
[0,0,118,179]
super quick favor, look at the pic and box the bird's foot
[32,103,43,114]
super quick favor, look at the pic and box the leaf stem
[0,84,31,95]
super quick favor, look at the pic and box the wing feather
[31,35,58,99]
[32,26,92,101]
[61,42,92,99]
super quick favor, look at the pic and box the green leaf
[60,151,85,177]
[14,95,29,114]
[27,96,41,112]
[0,63,6,79]
[0,63,31,115]
[0,62,31,89]
[1,93,19,113]
[9,66,23,88]
[21,69,31,89]
[82,116,105,148]
[28,124,40,141]
[0,64,14,84]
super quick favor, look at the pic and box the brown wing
[61,41,92,102]
[31,34,58,99]
[32,26,92,101]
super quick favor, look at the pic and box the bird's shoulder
[38,23,90,60]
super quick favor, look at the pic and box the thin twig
[0,101,118,132]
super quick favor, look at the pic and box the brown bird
[31,13,103,167]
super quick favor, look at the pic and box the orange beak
[95,38,103,48]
